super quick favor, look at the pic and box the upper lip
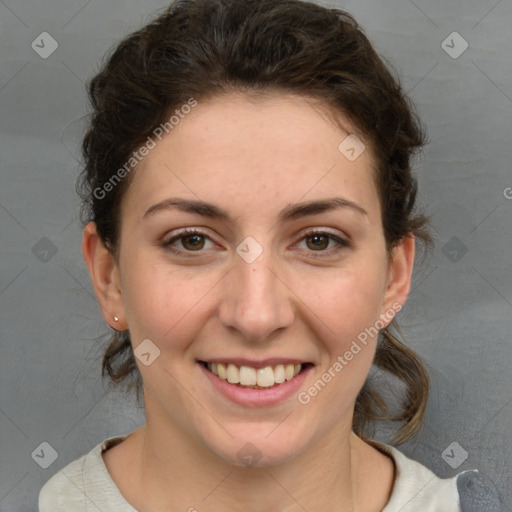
[198,358,313,369]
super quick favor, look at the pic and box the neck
[130,417,368,512]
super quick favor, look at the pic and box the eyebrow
[143,197,368,222]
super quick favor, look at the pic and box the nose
[218,247,295,343]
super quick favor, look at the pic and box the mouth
[199,360,314,389]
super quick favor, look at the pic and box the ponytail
[353,319,430,444]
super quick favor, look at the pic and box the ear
[82,221,126,330]
[379,233,416,325]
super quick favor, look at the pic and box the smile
[198,359,314,406]
[202,361,306,388]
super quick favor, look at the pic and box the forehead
[121,92,380,224]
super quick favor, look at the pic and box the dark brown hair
[78,0,433,444]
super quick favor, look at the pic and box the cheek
[120,255,218,348]
[295,273,384,417]
[295,266,386,399]
[299,266,387,344]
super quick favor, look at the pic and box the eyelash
[162,228,351,258]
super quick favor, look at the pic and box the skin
[82,92,416,511]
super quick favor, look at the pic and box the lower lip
[198,362,313,407]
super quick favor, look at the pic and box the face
[84,92,414,468]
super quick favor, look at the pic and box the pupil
[185,235,203,250]
[308,234,327,250]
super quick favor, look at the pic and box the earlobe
[380,234,416,325]
[82,221,126,330]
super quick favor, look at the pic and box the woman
[39,0,497,510]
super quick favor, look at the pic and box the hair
[78,0,433,445]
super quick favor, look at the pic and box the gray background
[0,0,511,510]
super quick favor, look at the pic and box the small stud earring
[114,316,119,322]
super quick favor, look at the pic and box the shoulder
[38,435,135,512]
[455,469,505,512]
[38,445,94,511]
[368,440,504,512]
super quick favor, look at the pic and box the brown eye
[296,230,351,258]
[162,228,215,255]
[305,233,330,251]
[181,233,205,250]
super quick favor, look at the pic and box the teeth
[226,363,240,384]
[240,366,257,386]
[274,364,285,384]
[217,363,227,380]
[256,367,274,387]
[285,364,295,381]
[207,362,303,388]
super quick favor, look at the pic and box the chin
[204,430,307,469]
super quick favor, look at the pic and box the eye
[161,228,351,258]
[295,229,351,257]
[162,228,215,255]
